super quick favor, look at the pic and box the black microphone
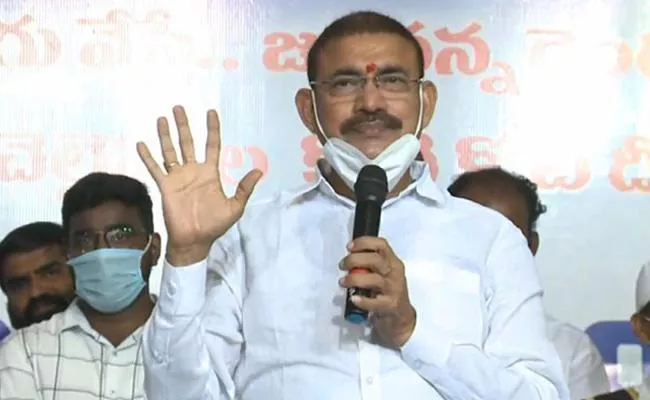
[344,164,388,324]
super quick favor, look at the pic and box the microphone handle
[345,201,381,324]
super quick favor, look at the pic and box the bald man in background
[448,167,610,400]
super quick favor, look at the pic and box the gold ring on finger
[164,161,180,171]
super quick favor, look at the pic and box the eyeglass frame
[67,223,150,256]
[309,71,423,99]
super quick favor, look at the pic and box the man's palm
[137,106,262,254]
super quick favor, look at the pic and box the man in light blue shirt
[136,10,570,400]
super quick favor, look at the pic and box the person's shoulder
[546,316,586,338]
[0,313,65,355]
[440,191,503,223]
[443,193,518,241]
[545,315,598,352]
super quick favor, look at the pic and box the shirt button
[112,351,118,357]
[414,359,423,369]
[366,377,373,384]
[169,285,176,295]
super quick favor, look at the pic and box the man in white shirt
[448,166,610,399]
[136,10,569,400]
[0,172,161,399]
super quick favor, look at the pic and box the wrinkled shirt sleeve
[143,227,245,400]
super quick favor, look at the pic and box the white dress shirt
[545,315,610,398]
[143,162,570,400]
[0,299,145,399]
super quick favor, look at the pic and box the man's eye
[332,78,358,87]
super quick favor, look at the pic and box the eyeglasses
[310,73,422,98]
[69,224,147,255]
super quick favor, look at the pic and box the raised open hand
[136,106,262,266]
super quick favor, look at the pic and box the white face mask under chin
[311,85,424,192]
[322,134,421,191]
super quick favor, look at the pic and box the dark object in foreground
[345,165,388,324]
[586,387,640,400]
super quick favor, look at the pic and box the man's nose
[28,278,47,299]
[94,232,110,249]
[356,77,387,113]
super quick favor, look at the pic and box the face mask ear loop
[310,90,329,142]
[143,234,153,252]
[414,83,424,138]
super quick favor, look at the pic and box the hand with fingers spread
[136,105,263,266]
[338,236,416,348]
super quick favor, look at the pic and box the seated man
[0,222,74,330]
[0,172,161,399]
[448,166,610,399]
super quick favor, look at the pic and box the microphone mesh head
[354,165,388,204]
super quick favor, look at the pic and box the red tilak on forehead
[365,63,377,73]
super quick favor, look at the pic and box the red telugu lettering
[0,134,46,181]
[419,134,438,180]
[262,32,316,72]
[407,21,434,71]
[0,15,61,67]
[609,136,650,192]
[220,145,269,185]
[301,135,322,183]
[434,22,490,76]
[455,135,500,171]
[529,159,591,191]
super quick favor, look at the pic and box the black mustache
[340,111,403,134]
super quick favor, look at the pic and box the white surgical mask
[311,85,424,191]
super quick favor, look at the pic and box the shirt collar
[57,297,153,342]
[58,299,90,332]
[284,159,448,207]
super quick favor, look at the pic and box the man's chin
[12,307,66,329]
[30,307,66,324]
[352,139,396,160]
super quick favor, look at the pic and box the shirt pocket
[405,257,485,346]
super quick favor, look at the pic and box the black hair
[307,10,425,82]
[0,222,65,292]
[61,172,154,234]
[448,167,548,232]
